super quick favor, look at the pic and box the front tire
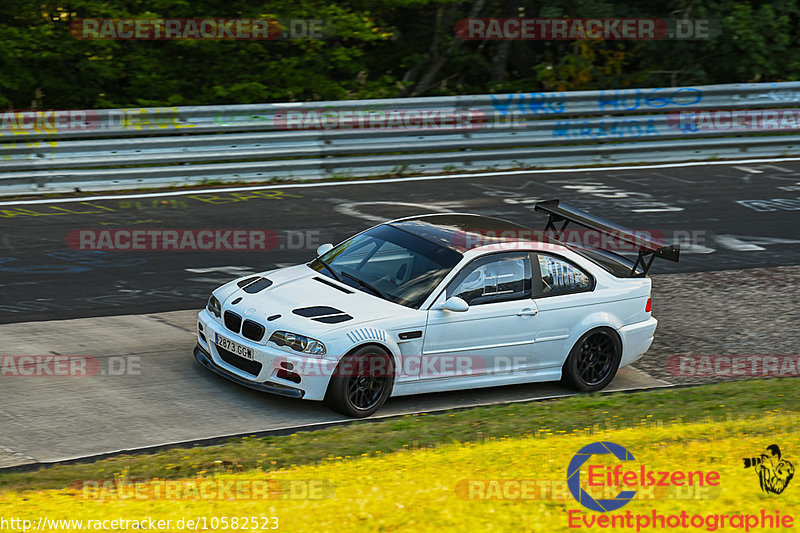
[561,328,621,392]
[324,345,394,418]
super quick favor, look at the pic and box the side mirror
[316,243,334,256]
[441,296,469,312]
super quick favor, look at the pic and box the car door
[420,252,538,380]
[529,252,595,370]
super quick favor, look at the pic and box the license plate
[215,333,254,360]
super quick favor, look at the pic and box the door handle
[517,308,538,317]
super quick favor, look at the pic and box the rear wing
[533,199,679,277]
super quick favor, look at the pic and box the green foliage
[1,0,799,109]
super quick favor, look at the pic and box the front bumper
[195,309,336,401]
[194,344,304,398]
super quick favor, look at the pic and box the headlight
[207,295,221,317]
[269,331,326,356]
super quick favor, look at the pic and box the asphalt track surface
[1,160,800,324]
[0,309,664,468]
[1,160,799,468]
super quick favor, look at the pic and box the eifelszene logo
[743,444,794,495]
[567,441,721,513]
[565,442,794,531]
[567,441,637,512]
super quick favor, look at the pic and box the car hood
[217,264,408,337]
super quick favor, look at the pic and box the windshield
[309,224,462,309]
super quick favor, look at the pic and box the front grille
[224,311,242,333]
[216,345,263,375]
[241,319,265,342]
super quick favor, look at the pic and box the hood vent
[313,314,353,324]
[293,306,343,317]
[237,276,273,294]
[313,276,353,294]
[237,276,259,288]
[293,306,353,324]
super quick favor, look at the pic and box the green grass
[0,378,795,493]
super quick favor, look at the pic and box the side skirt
[390,368,562,397]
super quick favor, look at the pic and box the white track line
[2,156,799,207]
[732,165,764,174]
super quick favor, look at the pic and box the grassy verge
[2,408,797,531]
[0,378,796,494]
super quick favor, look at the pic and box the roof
[388,213,561,253]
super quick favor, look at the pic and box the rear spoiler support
[534,199,680,277]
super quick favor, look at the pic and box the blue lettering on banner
[490,93,566,115]
[553,118,659,139]
[597,87,702,112]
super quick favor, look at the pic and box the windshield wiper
[340,271,390,301]
[315,257,343,283]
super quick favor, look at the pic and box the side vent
[346,328,387,344]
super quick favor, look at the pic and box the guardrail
[2,81,800,195]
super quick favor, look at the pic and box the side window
[447,253,531,306]
[534,254,592,296]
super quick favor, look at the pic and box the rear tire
[561,328,621,392]
[324,345,394,418]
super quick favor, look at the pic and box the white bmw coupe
[194,200,679,417]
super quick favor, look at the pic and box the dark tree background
[1,0,798,109]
